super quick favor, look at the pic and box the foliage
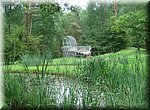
[3,1,147,62]
[31,3,62,58]
[4,73,27,109]
[3,48,148,108]
[20,50,52,67]
[80,1,128,54]
[3,2,62,63]
[4,25,41,64]
[108,10,147,49]
[3,1,148,109]
[77,50,147,107]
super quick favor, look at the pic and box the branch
[124,25,149,33]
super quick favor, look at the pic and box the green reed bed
[3,49,148,109]
[76,50,148,108]
[4,73,105,109]
[4,51,55,109]
[3,51,94,109]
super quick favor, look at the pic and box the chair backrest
[63,36,78,47]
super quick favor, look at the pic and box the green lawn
[3,47,147,76]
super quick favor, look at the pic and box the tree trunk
[24,3,32,36]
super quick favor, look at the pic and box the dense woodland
[3,1,148,109]
[3,1,147,64]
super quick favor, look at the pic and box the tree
[3,2,61,63]
[108,10,147,49]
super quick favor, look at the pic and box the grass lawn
[3,47,147,76]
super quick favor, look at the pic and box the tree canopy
[3,1,147,64]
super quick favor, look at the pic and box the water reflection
[24,74,105,108]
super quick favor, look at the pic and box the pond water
[24,74,105,108]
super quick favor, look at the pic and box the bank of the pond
[4,73,106,109]
[3,48,147,77]
[3,48,148,109]
[4,65,80,76]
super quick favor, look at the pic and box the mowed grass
[3,47,147,76]
[96,47,147,73]
[4,65,78,76]
[52,57,86,65]
[96,47,147,58]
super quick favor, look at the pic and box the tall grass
[20,50,53,67]
[4,50,57,109]
[4,73,26,109]
[3,49,148,109]
[76,50,147,108]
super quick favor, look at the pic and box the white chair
[61,36,91,57]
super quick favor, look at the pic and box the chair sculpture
[61,36,91,57]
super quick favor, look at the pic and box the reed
[76,50,147,108]
[3,49,148,109]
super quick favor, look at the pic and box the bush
[20,50,53,67]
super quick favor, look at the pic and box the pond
[23,74,105,108]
